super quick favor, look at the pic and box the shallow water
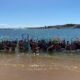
[0,54,80,72]
[0,53,80,80]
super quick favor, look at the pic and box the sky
[0,0,80,28]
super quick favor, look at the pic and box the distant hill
[28,24,80,29]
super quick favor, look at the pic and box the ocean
[0,28,80,80]
[0,28,80,41]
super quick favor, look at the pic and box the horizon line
[0,23,79,29]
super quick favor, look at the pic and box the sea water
[0,29,80,80]
[0,28,80,41]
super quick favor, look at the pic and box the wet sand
[0,53,80,80]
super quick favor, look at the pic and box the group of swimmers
[0,38,80,54]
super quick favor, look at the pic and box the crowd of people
[0,38,80,54]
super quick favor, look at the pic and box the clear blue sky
[0,0,80,28]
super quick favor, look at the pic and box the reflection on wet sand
[0,53,80,80]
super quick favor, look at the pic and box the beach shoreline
[0,53,80,80]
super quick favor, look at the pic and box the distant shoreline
[28,24,80,29]
[0,24,80,29]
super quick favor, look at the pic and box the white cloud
[0,24,27,28]
[0,24,44,28]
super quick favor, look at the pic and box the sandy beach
[0,53,80,80]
